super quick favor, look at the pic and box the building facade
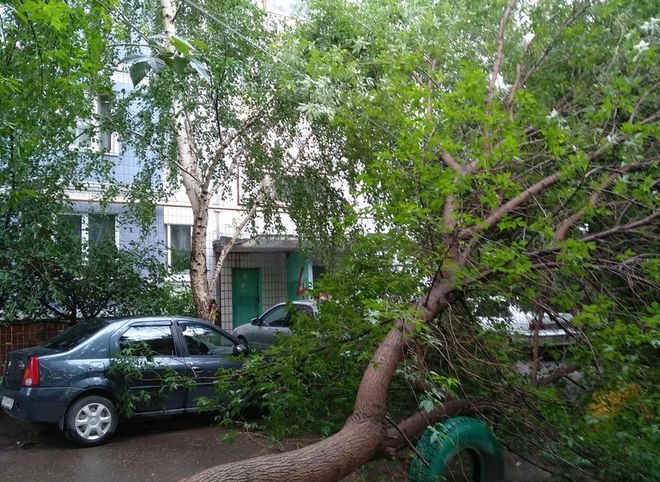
[67,33,315,332]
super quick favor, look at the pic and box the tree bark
[160,0,274,320]
[181,283,455,481]
[180,326,403,482]
[190,192,211,317]
[160,0,212,317]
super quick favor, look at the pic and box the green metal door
[232,268,261,328]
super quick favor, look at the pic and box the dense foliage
[210,0,658,479]
[0,1,193,323]
[1,0,657,480]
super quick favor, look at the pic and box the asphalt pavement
[0,411,549,481]
[0,412,314,482]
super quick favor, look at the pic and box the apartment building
[65,0,317,332]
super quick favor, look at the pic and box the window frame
[178,321,237,357]
[58,212,119,248]
[70,94,120,156]
[110,320,185,358]
[166,223,193,274]
[118,324,178,357]
[260,304,292,327]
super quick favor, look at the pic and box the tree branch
[458,171,562,240]
[519,2,591,87]
[554,161,652,241]
[104,3,153,45]
[204,107,266,192]
[506,63,521,119]
[629,80,659,123]
[640,111,660,125]
[580,212,659,243]
[378,398,507,457]
[439,152,474,228]
[439,152,465,174]
[383,415,428,464]
[486,0,518,109]
[554,173,616,241]
[535,365,578,387]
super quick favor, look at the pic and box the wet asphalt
[0,411,549,481]
[0,413,305,482]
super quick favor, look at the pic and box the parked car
[232,300,317,349]
[0,316,248,446]
[479,306,578,346]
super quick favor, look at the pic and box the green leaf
[171,36,194,57]
[129,60,150,86]
[420,398,435,412]
[189,58,210,82]
[147,57,166,73]
[173,56,189,75]
[119,54,153,65]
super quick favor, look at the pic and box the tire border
[409,416,504,482]
[64,394,118,447]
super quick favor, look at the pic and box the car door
[112,321,188,414]
[176,320,243,408]
[252,304,291,348]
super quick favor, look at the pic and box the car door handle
[187,363,203,376]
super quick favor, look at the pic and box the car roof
[91,315,215,327]
[278,300,317,309]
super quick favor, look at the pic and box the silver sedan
[232,300,317,349]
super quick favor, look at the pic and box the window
[88,214,116,247]
[294,304,314,317]
[97,94,115,153]
[59,214,82,241]
[96,94,120,154]
[167,224,192,273]
[261,304,291,327]
[119,325,176,356]
[58,213,117,248]
[43,319,110,352]
[180,322,234,356]
[72,94,119,155]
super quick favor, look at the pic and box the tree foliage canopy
[203,1,658,480]
[0,1,192,323]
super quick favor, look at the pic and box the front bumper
[1,380,82,424]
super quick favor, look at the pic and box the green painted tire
[409,416,504,482]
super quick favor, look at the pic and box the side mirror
[233,343,249,356]
[250,318,259,325]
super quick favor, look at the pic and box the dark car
[0,316,247,446]
[232,300,317,349]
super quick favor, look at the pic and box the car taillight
[22,356,40,387]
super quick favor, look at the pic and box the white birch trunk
[160,0,269,319]
[160,0,210,316]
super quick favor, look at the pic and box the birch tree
[114,0,297,317]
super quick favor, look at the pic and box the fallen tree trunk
[181,282,455,482]
[182,417,384,482]
[181,326,404,481]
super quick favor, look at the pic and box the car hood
[232,325,251,336]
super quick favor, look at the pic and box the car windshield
[42,319,110,351]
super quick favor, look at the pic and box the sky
[262,0,300,16]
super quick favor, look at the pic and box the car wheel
[65,395,118,447]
